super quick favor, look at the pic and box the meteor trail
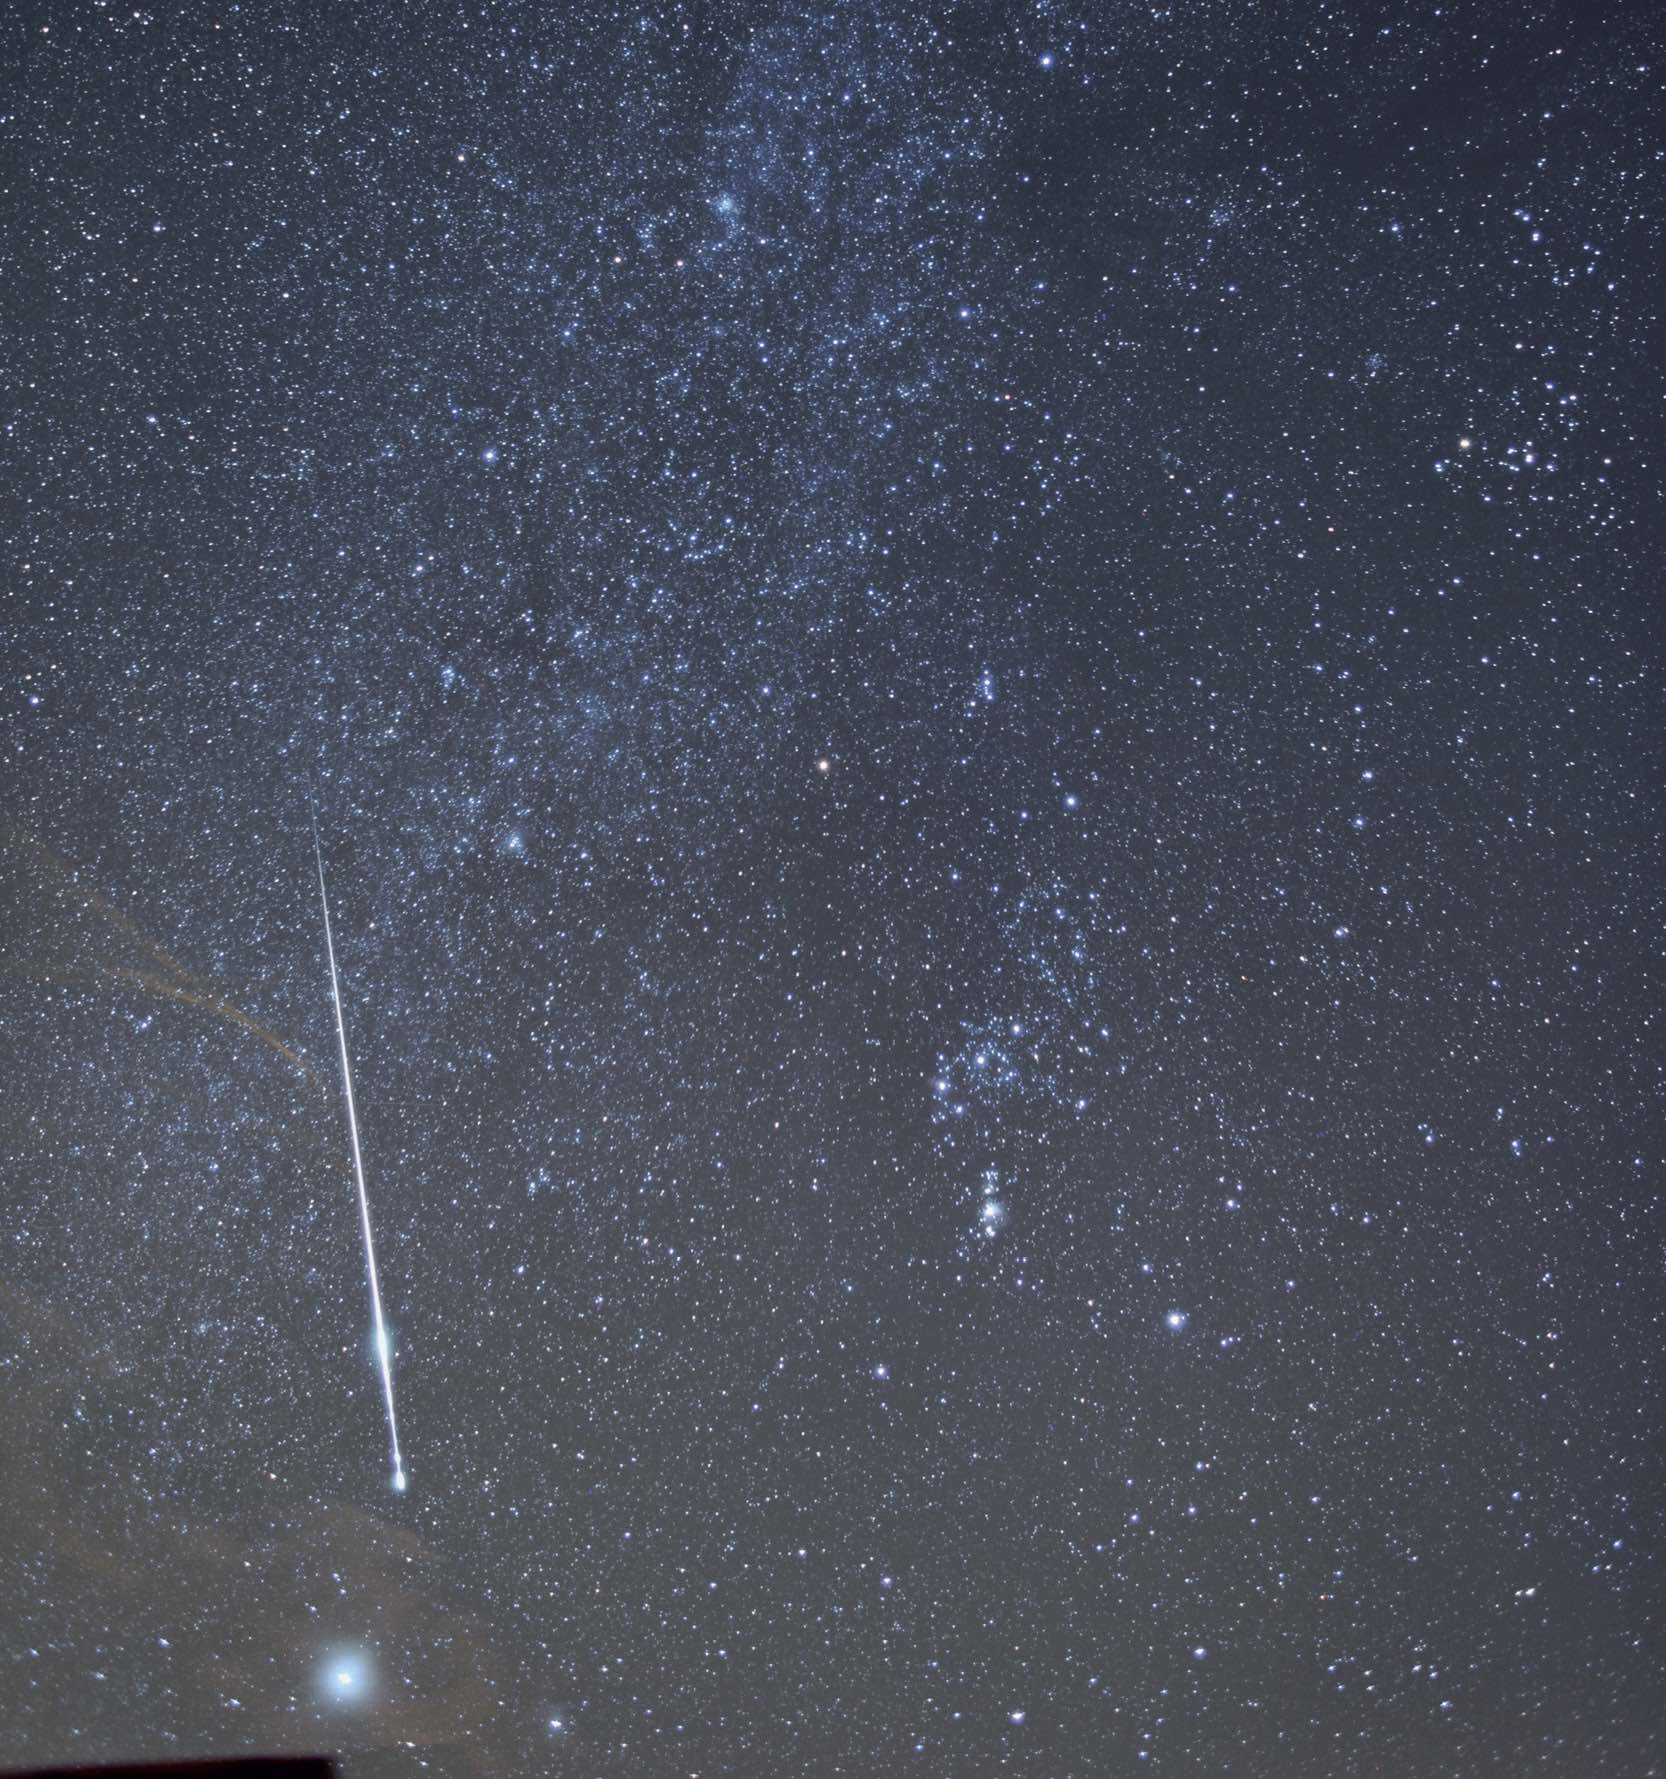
[313,817,407,1495]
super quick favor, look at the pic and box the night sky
[3,3,1664,1774]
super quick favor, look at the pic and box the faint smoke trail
[313,815,407,1494]
[4,832,322,1092]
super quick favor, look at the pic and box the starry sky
[2,2,1663,1774]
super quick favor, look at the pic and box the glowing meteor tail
[314,818,407,1494]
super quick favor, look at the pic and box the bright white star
[321,1650,373,1706]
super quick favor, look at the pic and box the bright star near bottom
[320,1650,373,1706]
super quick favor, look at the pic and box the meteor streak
[313,817,407,1494]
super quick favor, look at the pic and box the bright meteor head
[393,1469,408,1493]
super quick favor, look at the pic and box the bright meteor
[313,816,407,1495]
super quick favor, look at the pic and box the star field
[2,3,1663,1775]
